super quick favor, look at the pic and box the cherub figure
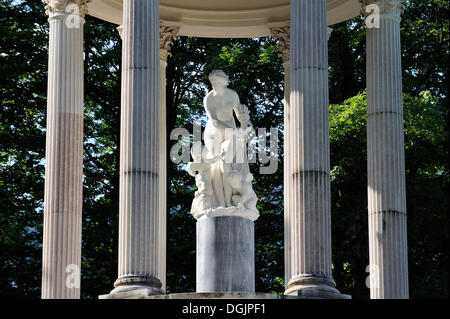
[187,142,214,214]
[220,140,258,212]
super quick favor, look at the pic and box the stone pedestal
[196,216,255,293]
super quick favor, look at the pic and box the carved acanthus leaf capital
[360,0,404,17]
[270,23,290,62]
[160,21,180,61]
[42,0,91,18]
[117,26,123,39]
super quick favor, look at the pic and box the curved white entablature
[87,0,362,38]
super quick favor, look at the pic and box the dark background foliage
[0,0,448,299]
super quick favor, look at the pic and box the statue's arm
[233,92,251,127]
[232,91,243,117]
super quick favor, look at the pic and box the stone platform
[99,289,351,299]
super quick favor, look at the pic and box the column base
[106,275,164,295]
[285,275,351,299]
[99,288,164,299]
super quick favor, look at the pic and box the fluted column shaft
[364,0,408,299]
[159,22,179,292]
[112,0,163,294]
[286,0,339,297]
[41,1,86,299]
[158,59,167,292]
[270,25,292,287]
[283,60,291,285]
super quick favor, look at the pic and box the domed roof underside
[88,0,362,38]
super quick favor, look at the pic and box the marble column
[159,21,179,293]
[285,0,344,298]
[270,24,291,294]
[41,0,88,299]
[362,0,409,299]
[111,0,163,295]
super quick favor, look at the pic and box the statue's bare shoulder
[204,90,214,103]
[204,88,238,110]
[225,88,239,102]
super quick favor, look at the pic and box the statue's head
[208,69,229,87]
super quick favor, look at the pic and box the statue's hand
[243,125,255,141]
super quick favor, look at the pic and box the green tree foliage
[0,0,48,297]
[0,0,448,299]
[80,16,122,299]
[329,91,448,298]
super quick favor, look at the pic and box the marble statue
[187,70,259,221]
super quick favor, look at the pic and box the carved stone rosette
[42,0,91,18]
[270,24,290,62]
[160,21,180,61]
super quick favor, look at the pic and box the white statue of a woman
[187,70,259,221]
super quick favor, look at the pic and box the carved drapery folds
[160,21,180,61]
[43,0,91,18]
[270,24,290,62]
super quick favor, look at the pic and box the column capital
[270,23,290,62]
[327,27,333,41]
[43,0,91,18]
[160,20,180,62]
[117,25,123,40]
[360,0,404,17]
